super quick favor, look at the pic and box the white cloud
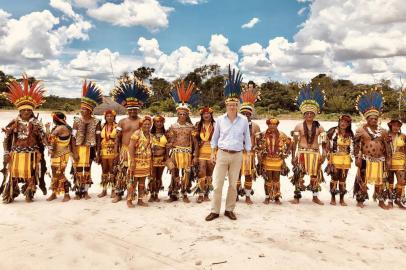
[263,0,406,85]
[206,34,238,67]
[137,34,237,80]
[177,0,206,4]
[2,0,406,97]
[50,0,79,19]
[87,0,174,31]
[297,7,307,15]
[0,7,92,67]
[72,0,100,8]
[241,17,260,29]
[16,48,142,97]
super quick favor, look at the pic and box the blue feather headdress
[356,87,384,118]
[112,77,150,110]
[170,80,199,112]
[296,84,325,114]
[224,65,243,104]
[81,80,103,112]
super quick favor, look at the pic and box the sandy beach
[0,111,405,270]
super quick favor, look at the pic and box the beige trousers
[211,150,243,214]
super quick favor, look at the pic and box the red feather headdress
[7,74,46,110]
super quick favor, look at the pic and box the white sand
[0,111,405,270]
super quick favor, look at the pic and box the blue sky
[0,0,307,54]
[0,0,403,97]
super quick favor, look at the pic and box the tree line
[0,67,405,120]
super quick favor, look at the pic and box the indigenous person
[149,115,168,202]
[166,80,198,203]
[98,110,118,198]
[71,81,103,200]
[206,66,251,221]
[291,85,327,205]
[1,75,47,203]
[111,77,150,203]
[325,115,354,206]
[256,118,291,205]
[128,116,153,208]
[46,112,72,202]
[353,89,391,209]
[193,106,215,203]
[237,82,261,204]
[385,119,406,209]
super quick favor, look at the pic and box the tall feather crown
[112,76,150,110]
[224,65,243,104]
[81,80,104,112]
[356,87,384,119]
[7,74,46,110]
[240,86,259,114]
[296,84,325,114]
[171,80,199,112]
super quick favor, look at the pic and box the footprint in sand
[206,235,223,241]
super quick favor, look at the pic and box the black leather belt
[220,149,241,154]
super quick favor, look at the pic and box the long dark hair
[52,111,72,131]
[338,118,354,138]
[196,113,215,142]
[151,121,166,135]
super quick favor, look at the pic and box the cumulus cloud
[87,0,173,31]
[2,0,406,97]
[264,0,406,85]
[50,0,79,19]
[137,34,237,80]
[241,17,260,29]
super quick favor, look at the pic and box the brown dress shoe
[203,194,210,202]
[224,211,237,220]
[205,213,220,221]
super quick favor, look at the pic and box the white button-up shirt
[211,113,251,152]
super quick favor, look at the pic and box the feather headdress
[224,65,243,104]
[356,87,384,119]
[240,87,259,114]
[7,74,46,110]
[296,84,325,114]
[112,77,150,110]
[80,80,103,112]
[171,80,199,112]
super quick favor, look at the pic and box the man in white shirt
[206,67,251,221]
